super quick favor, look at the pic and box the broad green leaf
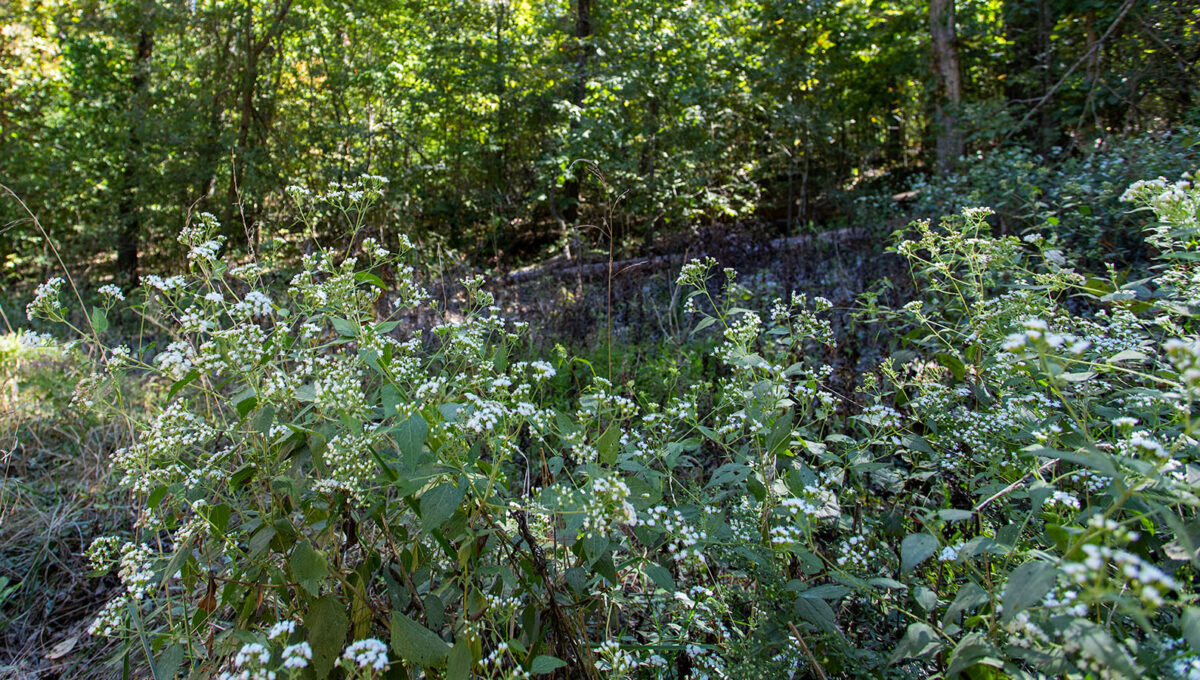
[390,611,450,668]
[596,423,621,465]
[90,306,109,333]
[447,640,472,680]
[793,595,838,636]
[946,633,1001,677]
[900,533,938,573]
[1001,561,1057,622]
[421,483,464,531]
[331,317,357,337]
[307,596,348,679]
[1184,608,1200,653]
[643,562,675,592]
[531,655,568,674]
[290,540,328,596]
[167,369,200,401]
[155,643,184,680]
[395,413,428,467]
[889,622,942,664]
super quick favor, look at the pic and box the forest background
[2,1,1200,679]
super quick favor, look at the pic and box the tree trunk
[930,0,963,175]
[561,0,592,228]
[1003,0,1056,152]
[117,7,155,287]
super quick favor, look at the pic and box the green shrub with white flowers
[27,170,1200,678]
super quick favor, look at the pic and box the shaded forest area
[5,3,1200,680]
[2,0,1197,287]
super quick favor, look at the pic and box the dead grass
[0,350,128,680]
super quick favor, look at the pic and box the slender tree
[116,1,155,286]
[930,0,963,174]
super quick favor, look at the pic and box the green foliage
[4,0,1197,280]
[26,169,1200,679]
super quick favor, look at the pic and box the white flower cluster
[232,290,274,318]
[595,639,638,675]
[198,323,267,373]
[308,356,365,416]
[836,533,885,571]
[1062,543,1179,606]
[360,237,389,259]
[391,263,430,311]
[676,256,717,286]
[144,274,186,292]
[118,542,155,599]
[282,642,312,670]
[316,432,378,503]
[1045,490,1080,511]
[155,340,197,379]
[512,360,556,381]
[1165,339,1200,392]
[26,276,65,321]
[16,329,55,348]
[342,638,389,671]
[580,475,638,536]
[462,393,507,433]
[111,401,216,492]
[1002,317,1064,352]
[86,595,129,637]
[268,620,297,640]
[98,283,125,302]
[642,506,707,563]
[216,642,277,680]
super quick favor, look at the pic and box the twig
[974,459,1058,512]
[786,621,830,680]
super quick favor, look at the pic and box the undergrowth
[7,166,1200,680]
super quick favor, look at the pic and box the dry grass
[0,347,128,680]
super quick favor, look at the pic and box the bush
[32,169,1200,679]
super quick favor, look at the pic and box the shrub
[33,169,1200,679]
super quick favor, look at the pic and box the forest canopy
[2,0,1197,283]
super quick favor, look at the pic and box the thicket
[8,169,1199,679]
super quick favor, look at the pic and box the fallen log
[502,227,868,285]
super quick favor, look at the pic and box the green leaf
[943,582,988,628]
[395,413,428,467]
[447,640,472,680]
[235,390,258,419]
[643,562,675,591]
[690,315,717,336]
[421,483,464,531]
[935,352,966,381]
[154,643,184,680]
[331,317,357,337]
[390,611,450,668]
[530,655,568,675]
[889,622,942,664]
[596,423,621,465]
[307,596,349,679]
[167,369,200,402]
[900,533,938,573]
[913,586,938,614]
[1183,608,1200,653]
[946,632,1001,678]
[290,540,328,597]
[793,595,839,636]
[1001,561,1057,622]
[1066,619,1140,677]
[1107,349,1148,363]
[90,306,109,333]
[355,271,387,290]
